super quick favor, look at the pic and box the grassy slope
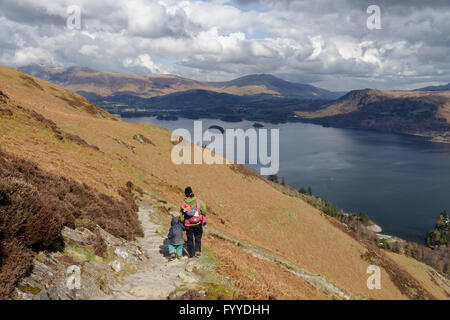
[0,65,448,299]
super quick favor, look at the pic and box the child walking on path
[167,216,185,260]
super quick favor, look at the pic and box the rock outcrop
[15,225,148,300]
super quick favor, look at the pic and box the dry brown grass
[205,237,328,300]
[385,250,450,299]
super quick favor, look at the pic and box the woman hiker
[179,186,207,258]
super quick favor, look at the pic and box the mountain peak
[207,73,340,99]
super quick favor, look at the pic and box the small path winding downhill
[109,206,201,300]
[104,204,353,300]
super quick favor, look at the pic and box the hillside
[1,65,449,300]
[19,65,218,98]
[295,89,450,142]
[207,74,341,100]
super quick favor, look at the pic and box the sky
[0,0,449,91]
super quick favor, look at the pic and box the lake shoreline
[117,112,450,145]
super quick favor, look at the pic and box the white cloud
[126,0,194,38]
[123,54,167,74]
[79,44,100,57]
[307,36,324,60]
[2,47,54,66]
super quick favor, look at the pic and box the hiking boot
[169,253,177,260]
[195,252,201,257]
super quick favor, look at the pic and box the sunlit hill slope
[296,88,450,142]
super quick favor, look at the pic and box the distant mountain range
[19,64,342,100]
[414,83,450,91]
[19,65,214,98]
[19,64,341,123]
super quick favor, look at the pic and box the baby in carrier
[181,197,206,227]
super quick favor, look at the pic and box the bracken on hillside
[0,150,143,299]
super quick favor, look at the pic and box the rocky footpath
[15,204,206,300]
[104,204,204,300]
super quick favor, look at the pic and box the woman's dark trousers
[186,224,203,257]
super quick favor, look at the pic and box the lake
[122,116,450,243]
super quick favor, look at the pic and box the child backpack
[182,198,204,225]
